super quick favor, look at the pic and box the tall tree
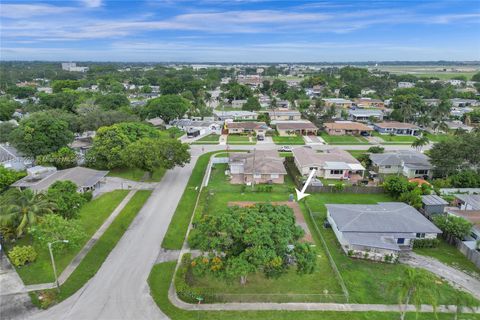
[142,95,190,123]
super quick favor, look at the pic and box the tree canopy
[142,94,190,123]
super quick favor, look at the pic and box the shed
[421,195,448,217]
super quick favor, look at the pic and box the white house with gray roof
[370,151,432,179]
[348,109,384,122]
[326,202,441,261]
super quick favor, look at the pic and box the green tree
[46,181,86,219]
[122,138,190,177]
[29,214,85,252]
[51,80,81,93]
[95,93,130,110]
[9,112,74,157]
[411,136,430,151]
[37,147,78,169]
[395,268,438,320]
[433,215,472,241]
[242,96,261,111]
[339,84,360,98]
[271,79,288,94]
[293,243,317,274]
[142,95,190,123]
[0,189,55,237]
[0,166,26,192]
[6,86,36,99]
[383,175,410,197]
[38,92,78,112]
[391,94,424,123]
[0,98,20,121]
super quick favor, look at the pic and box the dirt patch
[227,201,313,242]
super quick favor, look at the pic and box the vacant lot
[372,132,417,144]
[320,133,369,145]
[272,135,305,145]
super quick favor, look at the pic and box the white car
[278,146,292,152]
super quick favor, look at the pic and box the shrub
[367,146,384,153]
[413,238,440,249]
[175,254,214,303]
[8,245,37,267]
[82,191,93,202]
[334,183,345,192]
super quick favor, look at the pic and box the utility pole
[251,148,256,190]
[48,240,69,292]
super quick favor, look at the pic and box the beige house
[227,122,269,136]
[353,98,385,109]
[268,108,301,121]
[276,121,318,136]
[292,147,365,181]
[324,121,373,136]
[323,98,353,109]
[228,150,287,184]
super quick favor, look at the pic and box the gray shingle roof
[229,150,286,175]
[370,151,431,168]
[0,144,20,163]
[421,195,448,206]
[454,194,480,210]
[327,202,441,233]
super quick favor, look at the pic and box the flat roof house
[228,150,287,185]
[348,109,384,122]
[370,151,433,179]
[12,166,108,193]
[268,108,301,122]
[276,121,318,136]
[323,121,373,136]
[373,121,421,136]
[327,202,441,261]
[227,122,269,136]
[292,147,365,182]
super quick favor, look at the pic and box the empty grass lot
[31,190,152,308]
[107,167,166,182]
[10,190,129,285]
[346,150,368,159]
[148,262,467,320]
[414,238,480,279]
[227,135,257,145]
[191,134,220,144]
[320,133,369,145]
[272,135,305,145]
[372,132,417,144]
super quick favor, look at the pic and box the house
[228,150,287,185]
[450,107,473,118]
[327,202,442,261]
[423,99,440,107]
[276,121,318,136]
[171,119,223,135]
[444,120,474,132]
[421,195,448,217]
[348,109,384,122]
[227,122,269,136]
[12,166,108,193]
[0,144,32,171]
[213,110,258,121]
[450,98,480,108]
[268,109,301,121]
[322,98,353,109]
[61,62,88,72]
[231,100,248,108]
[275,100,290,108]
[323,121,373,136]
[353,98,385,109]
[292,147,365,181]
[369,151,433,179]
[69,133,94,163]
[373,122,421,136]
[453,194,480,211]
[398,82,415,88]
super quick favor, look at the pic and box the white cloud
[0,4,75,18]
[81,0,103,8]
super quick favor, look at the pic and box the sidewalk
[1,190,137,295]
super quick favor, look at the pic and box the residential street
[26,157,198,320]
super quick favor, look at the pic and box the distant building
[268,109,301,121]
[61,62,88,72]
[322,98,353,109]
[348,109,384,122]
[353,98,385,109]
[323,121,373,136]
[231,99,248,108]
[213,110,258,121]
[397,82,415,88]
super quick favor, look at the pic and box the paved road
[28,157,198,320]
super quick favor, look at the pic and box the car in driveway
[278,146,292,152]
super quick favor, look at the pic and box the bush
[334,183,345,192]
[367,146,384,153]
[8,245,37,267]
[82,191,93,202]
[413,238,440,249]
[175,254,215,303]
[255,185,273,193]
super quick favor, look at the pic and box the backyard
[9,190,129,284]
[320,133,369,145]
[272,135,305,145]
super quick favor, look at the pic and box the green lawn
[304,194,476,305]
[414,238,480,280]
[148,262,471,320]
[272,135,305,145]
[107,167,166,182]
[346,150,367,159]
[427,133,454,143]
[320,133,369,145]
[9,190,129,285]
[158,127,185,139]
[192,134,220,145]
[279,152,294,157]
[372,132,417,144]
[30,190,152,308]
[227,135,257,145]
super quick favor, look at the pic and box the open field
[374,65,479,80]
[8,190,129,285]
[320,133,369,145]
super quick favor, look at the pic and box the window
[384,165,391,169]
[415,169,429,175]
[271,174,279,179]
[416,233,425,238]
[397,238,405,244]
[330,170,343,175]
[253,174,261,179]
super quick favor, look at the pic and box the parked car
[278,146,292,152]
[257,135,265,141]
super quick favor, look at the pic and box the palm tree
[449,293,479,320]
[395,268,438,320]
[0,189,55,237]
[411,135,430,151]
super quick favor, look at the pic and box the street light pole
[48,240,69,292]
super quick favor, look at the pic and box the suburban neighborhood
[1,1,480,320]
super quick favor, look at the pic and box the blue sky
[1,0,479,62]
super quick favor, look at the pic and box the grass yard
[304,194,477,305]
[279,151,294,157]
[427,133,454,143]
[192,134,220,145]
[320,133,369,145]
[372,132,418,144]
[227,135,257,145]
[9,190,129,285]
[272,135,305,145]
[107,167,166,182]
[148,262,469,320]
[158,127,185,139]
[30,190,152,308]
[414,238,480,280]
[346,150,367,159]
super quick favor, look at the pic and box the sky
[1,0,480,62]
